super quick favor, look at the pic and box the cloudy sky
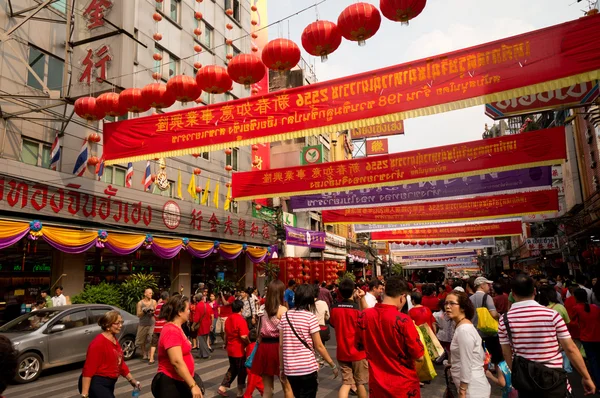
[267,0,588,153]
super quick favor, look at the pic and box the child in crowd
[243,329,264,397]
[486,360,518,398]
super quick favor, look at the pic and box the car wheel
[15,352,42,383]
[121,336,136,360]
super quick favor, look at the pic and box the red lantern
[194,11,203,20]
[261,38,300,72]
[192,154,200,158]
[88,133,101,143]
[252,159,259,166]
[226,182,231,188]
[251,5,257,12]
[153,13,162,22]
[87,156,99,166]
[252,144,259,151]
[225,165,233,172]
[74,97,102,121]
[226,23,233,30]
[303,275,310,282]
[141,83,176,110]
[153,32,163,41]
[251,33,258,39]
[226,39,234,45]
[196,65,233,94]
[193,28,202,36]
[193,168,202,175]
[255,204,262,211]
[195,186,203,194]
[225,8,233,16]
[193,62,202,69]
[337,3,382,46]
[227,54,266,88]
[166,75,202,103]
[582,250,592,259]
[194,45,203,53]
[251,46,259,53]
[120,88,151,113]
[450,239,458,244]
[380,0,427,25]
[225,148,233,155]
[301,20,342,62]
[95,92,122,117]
[153,53,163,61]
[426,240,433,246]
[152,72,161,81]
[251,20,258,26]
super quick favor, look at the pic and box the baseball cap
[454,287,465,292]
[474,277,493,286]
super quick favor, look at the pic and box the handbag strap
[285,312,313,352]
[481,293,489,309]
[503,312,514,348]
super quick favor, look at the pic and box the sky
[267,0,588,153]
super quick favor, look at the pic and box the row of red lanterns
[395,238,479,246]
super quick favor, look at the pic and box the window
[88,308,112,324]
[226,148,239,171]
[27,46,64,94]
[154,46,179,81]
[102,166,127,187]
[155,0,164,12]
[201,21,214,49]
[201,91,212,105]
[227,201,238,214]
[55,310,88,330]
[170,0,180,22]
[21,138,53,169]
[133,28,139,64]
[201,152,210,160]
[195,190,210,205]
[51,0,67,13]
[225,0,241,22]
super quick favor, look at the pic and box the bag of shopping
[415,325,437,382]
[476,294,499,335]
[418,323,445,360]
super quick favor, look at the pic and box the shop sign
[366,138,389,156]
[301,145,324,165]
[326,232,347,247]
[252,206,277,221]
[282,211,296,227]
[251,143,270,207]
[485,81,599,119]
[352,121,404,139]
[525,237,558,250]
[79,44,112,85]
[552,165,563,180]
[285,225,326,249]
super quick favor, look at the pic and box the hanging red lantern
[226,54,234,60]
[166,75,202,103]
[251,33,258,39]
[226,39,234,45]
[195,186,203,194]
[227,54,266,88]
[255,204,262,211]
[193,168,202,175]
[74,97,102,121]
[192,153,200,158]
[193,62,202,69]
[152,72,162,81]
[196,65,233,94]
[251,5,257,12]
[194,11,203,20]
[141,83,176,110]
[226,182,231,188]
[337,3,382,46]
[120,88,151,113]
[301,20,342,62]
[251,20,258,26]
[225,165,233,172]
[193,28,202,36]
[251,144,259,151]
[153,13,162,22]
[88,133,101,143]
[225,8,233,16]
[261,38,301,72]
[226,23,233,30]
[153,32,163,41]
[426,240,434,246]
[95,92,122,117]
[251,46,259,53]
[251,88,258,95]
[450,239,458,244]
[153,53,163,61]
[194,45,203,53]
[379,0,427,25]
[252,159,259,166]
[87,156,99,166]
[582,250,592,259]
[225,148,233,155]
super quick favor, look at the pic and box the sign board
[282,211,296,227]
[300,145,324,165]
[525,237,559,250]
[485,81,599,120]
[366,138,389,156]
[352,121,404,139]
[285,226,326,249]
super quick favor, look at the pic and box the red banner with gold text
[370,221,523,241]
[103,15,600,165]
[322,189,558,225]
[231,127,565,200]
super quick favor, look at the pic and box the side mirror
[49,324,66,333]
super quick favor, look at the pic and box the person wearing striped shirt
[499,274,596,396]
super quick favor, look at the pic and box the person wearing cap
[469,277,503,365]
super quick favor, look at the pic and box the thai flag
[96,156,105,181]
[72,139,89,176]
[143,161,152,191]
[125,162,133,188]
[50,133,61,171]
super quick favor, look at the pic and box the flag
[143,161,152,191]
[213,182,220,209]
[95,156,105,181]
[176,169,183,199]
[187,173,197,200]
[125,162,134,188]
[201,178,210,205]
[224,183,232,211]
[50,133,61,171]
[72,139,89,176]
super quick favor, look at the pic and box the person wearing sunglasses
[80,310,140,398]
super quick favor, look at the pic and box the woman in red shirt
[408,292,437,332]
[421,284,441,312]
[80,310,140,398]
[151,295,202,398]
[571,288,600,388]
[192,293,213,360]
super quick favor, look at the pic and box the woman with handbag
[445,291,491,398]
[192,294,213,360]
[279,284,339,398]
[151,295,203,398]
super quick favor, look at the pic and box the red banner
[353,121,404,139]
[366,138,389,156]
[371,221,523,241]
[251,143,270,206]
[103,15,600,165]
[232,127,565,200]
[322,189,559,224]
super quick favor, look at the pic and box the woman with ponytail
[572,288,600,392]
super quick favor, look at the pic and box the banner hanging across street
[290,167,551,212]
[370,220,523,241]
[102,15,600,165]
[322,188,559,225]
[232,127,565,200]
[354,218,523,233]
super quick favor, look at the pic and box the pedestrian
[208,292,218,350]
[189,295,198,350]
[284,280,296,309]
[492,283,509,315]
[251,280,293,398]
[469,277,502,365]
[149,291,170,365]
[499,274,596,396]
[243,329,265,398]
[445,291,491,397]
[241,287,257,330]
[151,295,203,398]
[422,284,439,312]
[408,291,437,331]
[192,293,212,360]
[314,284,331,367]
[540,285,570,324]
[364,279,383,308]
[136,288,157,361]
[0,335,18,398]
[571,288,600,389]
[315,280,334,310]
[279,284,339,398]
[433,298,454,363]
[565,281,582,344]
[485,360,517,398]
[437,285,448,301]
[52,285,67,307]
[218,300,249,397]
[329,278,368,398]
[357,276,424,398]
[217,289,235,348]
[80,310,140,398]
[31,298,46,311]
[40,289,52,308]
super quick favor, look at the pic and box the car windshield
[0,310,62,332]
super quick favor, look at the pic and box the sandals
[217,389,228,397]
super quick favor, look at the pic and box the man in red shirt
[149,291,169,364]
[218,300,249,397]
[358,276,425,398]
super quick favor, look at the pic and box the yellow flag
[187,174,197,200]
[224,184,232,211]
[213,183,220,209]
[176,169,183,199]
[201,178,210,205]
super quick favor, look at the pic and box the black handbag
[443,366,458,398]
[503,313,568,398]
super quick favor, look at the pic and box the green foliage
[342,272,356,282]
[71,282,122,308]
[210,279,236,294]
[260,262,280,285]
[120,273,158,314]
[391,263,404,276]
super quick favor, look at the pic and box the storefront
[324,233,347,276]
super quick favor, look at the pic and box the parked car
[0,304,138,383]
